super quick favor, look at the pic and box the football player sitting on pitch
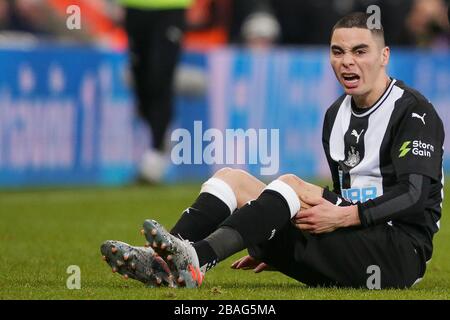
[101,12,444,289]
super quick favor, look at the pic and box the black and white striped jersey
[322,78,445,261]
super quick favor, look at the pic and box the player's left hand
[292,196,358,234]
[231,255,276,273]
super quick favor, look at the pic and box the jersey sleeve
[357,174,430,227]
[391,97,444,182]
[322,106,342,195]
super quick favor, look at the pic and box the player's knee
[213,167,234,178]
[213,167,251,181]
[212,167,243,191]
[212,168,255,196]
[278,174,304,185]
[277,174,306,190]
[233,169,254,180]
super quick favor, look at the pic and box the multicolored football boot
[100,240,177,287]
[142,219,204,288]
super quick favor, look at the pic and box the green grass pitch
[1,182,449,300]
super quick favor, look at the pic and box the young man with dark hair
[101,12,444,289]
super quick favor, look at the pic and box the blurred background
[0,0,449,188]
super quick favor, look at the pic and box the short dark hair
[332,12,385,45]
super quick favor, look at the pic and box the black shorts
[248,214,425,289]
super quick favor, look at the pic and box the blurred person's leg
[141,9,185,183]
[142,9,185,183]
[125,8,153,123]
[147,9,185,152]
[125,8,186,183]
[125,8,161,182]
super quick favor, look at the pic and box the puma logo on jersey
[351,129,364,144]
[412,112,426,125]
[268,229,276,240]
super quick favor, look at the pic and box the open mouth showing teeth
[342,74,360,81]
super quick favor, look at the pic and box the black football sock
[193,227,244,272]
[170,178,237,242]
[192,240,218,272]
[170,193,229,242]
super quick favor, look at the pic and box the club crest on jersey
[343,146,361,168]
